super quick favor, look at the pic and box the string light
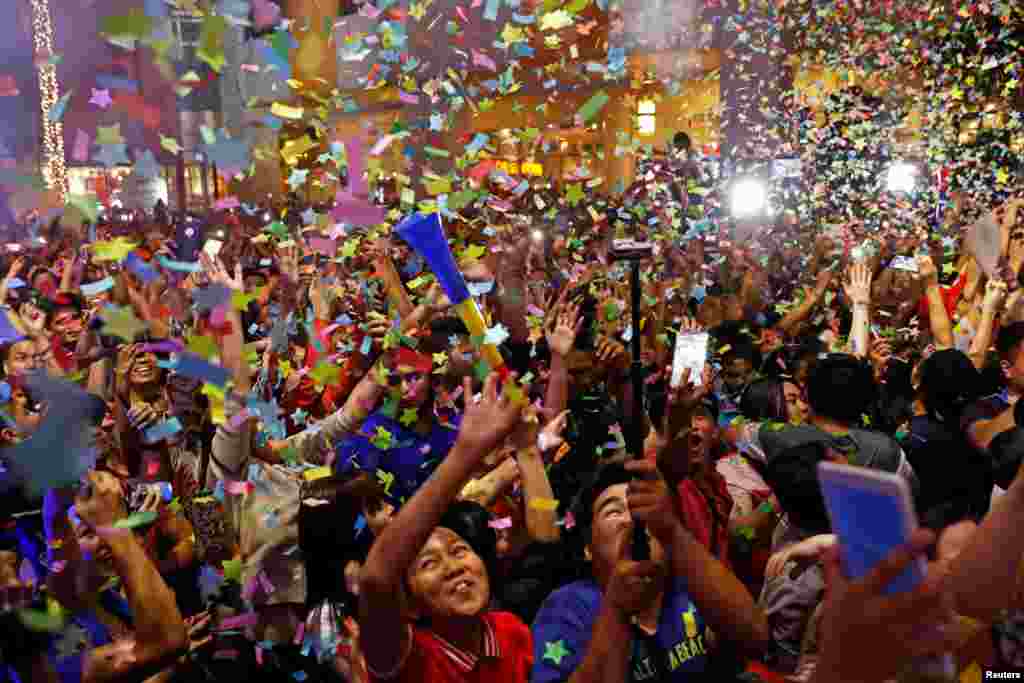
[30,0,67,202]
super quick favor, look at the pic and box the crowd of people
[3,135,1024,683]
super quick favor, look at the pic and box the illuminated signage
[494,160,544,176]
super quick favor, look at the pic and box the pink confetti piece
[215,196,240,210]
[210,303,228,328]
[225,480,254,496]
[242,575,259,602]
[472,50,497,72]
[227,409,251,432]
[258,570,275,594]
[330,197,387,226]
[213,649,240,660]
[218,612,259,631]
[251,0,281,29]
[255,646,263,665]
[562,511,576,530]
[488,516,512,529]
[141,340,184,354]
[309,237,336,255]
[294,621,306,645]
[398,91,419,105]
[240,64,261,72]
[370,134,397,156]
[72,130,90,162]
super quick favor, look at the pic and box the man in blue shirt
[531,460,769,683]
[41,471,186,683]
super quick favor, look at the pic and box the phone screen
[671,331,709,388]
[818,466,923,595]
[203,239,224,258]
[890,255,919,273]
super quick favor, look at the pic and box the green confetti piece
[16,608,65,632]
[423,146,451,158]
[576,90,609,123]
[474,359,492,382]
[113,510,158,529]
[222,558,243,584]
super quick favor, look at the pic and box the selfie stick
[611,240,653,560]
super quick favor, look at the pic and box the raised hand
[916,254,939,287]
[983,278,1008,314]
[764,534,836,579]
[200,252,244,291]
[625,459,679,543]
[537,409,570,453]
[814,529,958,681]
[843,262,873,306]
[545,299,582,357]
[605,521,666,616]
[455,373,524,458]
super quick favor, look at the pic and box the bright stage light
[731,177,768,218]
[531,229,544,243]
[887,161,918,194]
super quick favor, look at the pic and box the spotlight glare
[731,178,767,218]
[531,229,544,243]
[887,161,917,194]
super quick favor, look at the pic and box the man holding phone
[530,461,768,683]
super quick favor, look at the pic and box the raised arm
[776,269,831,338]
[843,262,873,358]
[626,459,770,654]
[918,255,954,350]
[968,278,1007,369]
[544,299,581,419]
[75,473,187,682]
[515,410,566,544]
[0,256,26,306]
[946,459,1024,622]
[359,373,522,676]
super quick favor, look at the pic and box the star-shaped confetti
[99,305,148,342]
[399,408,418,427]
[370,426,393,450]
[288,168,309,191]
[89,88,113,109]
[94,143,130,169]
[543,640,570,665]
[95,124,123,146]
[160,134,182,156]
[222,557,244,584]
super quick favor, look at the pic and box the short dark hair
[438,500,498,580]
[807,354,876,424]
[672,132,692,152]
[997,322,1024,361]
[764,442,832,536]
[741,378,787,422]
[573,462,632,544]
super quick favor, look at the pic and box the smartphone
[818,462,923,593]
[818,462,954,679]
[203,239,224,258]
[891,255,919,273]
[175,218,204,263]
[671,331,709,388]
